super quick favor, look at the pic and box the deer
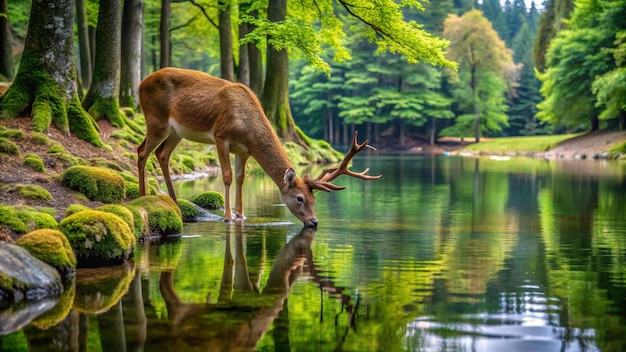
[137,67,381,227]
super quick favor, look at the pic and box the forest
[0,0,625,151]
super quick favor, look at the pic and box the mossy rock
[30,132,51,146]
[0,129,25,140]
[96,204,139,238]
[64,204,90,217]
[178,198,202,222]
[124,205,149,238]
[23,153,46,173]
[16,229,77,280]
[61,165,125,203]
[0,137,20,156]
[189,191,224,210]
[13,184,52,201]
[0,205,58,235]
[30,282,76,330]
[127,194,183,235]
[60,210,135,267]
[73,263,135,314]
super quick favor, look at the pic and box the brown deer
[137,67,380,227]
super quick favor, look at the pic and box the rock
[0,243,63,307]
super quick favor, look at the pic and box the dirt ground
[1,116,625,240]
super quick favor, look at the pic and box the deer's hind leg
[234,154,249,219]
[154,134,183,202]
[138,130,170,197]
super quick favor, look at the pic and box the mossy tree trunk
[0,0,14,80]
[120,0,143,110]
[261,0,307,147]
[0,0,102,146]
[82,0,126,127]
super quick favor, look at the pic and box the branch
[171,0,218,29]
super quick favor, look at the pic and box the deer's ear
[283,168,297,188]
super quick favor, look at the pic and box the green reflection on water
[3,155,626,351]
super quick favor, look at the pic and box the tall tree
[82,0,126,127]
[443,10,516,141]
[218,0,234,81]
[120,0,143,109]
[160,0,171,68]
[75,0,91,90]
[0,0,14,80]
[0,0,102,146]
[533,0,574,71]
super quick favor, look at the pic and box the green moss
[87,96,125,128]
[46,142,65,155]
[124,205,148,238]
[189,191,225,210]
[0,137,20,156]
[178,199,201,222]
[14,184,52,201]
[16,229,77,277]
[66,99,104,147]
[0,331,29,352]
[0,205,58,234]
[127,194,183,235]
[61,165,125,203]
[96,204,138,238]
[65,204,90,217]
[0,128,25,140]
[23,153,46,172]
[60,210,135,266]
[111,129,142,144]
[30,132,51,146]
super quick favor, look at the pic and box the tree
[533,0,574,71]
[75,0,92,90]
[160,0,171,68]
[443,10,516,141]
[0,0,102,146]
[82,0,127,127]
[218,0,234,81]
[120,0,144,109]
[0,0,14,80]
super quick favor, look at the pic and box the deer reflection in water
[154,224,358,351]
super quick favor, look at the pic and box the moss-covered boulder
[0,205,58,235]
[123,205,149,238]
[16,229,77,280]
[61,165,125,203]
[0,137,20,156]
[12,184,52,201]
[64,204,90,217]
[96,204,139,238]
[127,194,183,235]
[178,198,202,222]
[60,210,135,267]
[189,191,224,210]
[23,153,45,172]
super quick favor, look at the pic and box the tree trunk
[75,0,91,90]
[237,21,250,86]
[82,0,126,127]
[159,0,171,68]
[0,0,102,146]
[590,114,599,131]
[248,9,263,96]
[261,0,306,146]
[0,0,14,80]
[429,115,436,146]
[218,0,234,81]
[120,0,143,110]
[471,67,480,142]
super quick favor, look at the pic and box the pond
[2,155,626,352]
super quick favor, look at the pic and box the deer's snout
[305,218,318,227]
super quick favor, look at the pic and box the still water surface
[2,155,626,351]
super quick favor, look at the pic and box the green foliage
[0,205,58,235]
[189,191,225,210]
[23,153,46,172]
[127,194,183,235]
[60,210,135,266]
[16,229,77,277]
[61,165,126,203]
[0,137,20,156]
[459,134,578,154]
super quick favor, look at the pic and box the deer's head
[280,132,382,227]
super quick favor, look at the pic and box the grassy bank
[456,134,579,155]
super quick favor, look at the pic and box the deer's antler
[305,131,382,192]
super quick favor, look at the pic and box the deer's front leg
[234,154,249,219]
[216,140,233,222]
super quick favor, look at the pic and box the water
[2,155,626,351]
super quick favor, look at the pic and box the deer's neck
[249,135,295,190]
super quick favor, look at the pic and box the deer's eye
[296,195,305,204]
